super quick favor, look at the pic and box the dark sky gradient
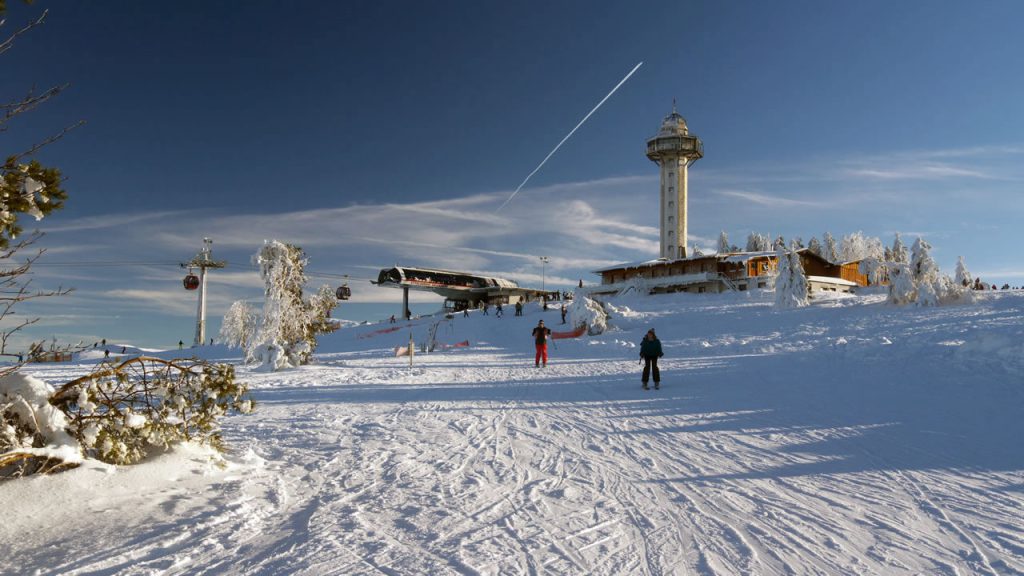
[5,1,1024,347]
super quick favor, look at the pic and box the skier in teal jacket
[639,329,663,390]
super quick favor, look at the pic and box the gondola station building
[592,107,874,297]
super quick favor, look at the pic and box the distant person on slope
[532,320,552,368]
[639,329,663,390]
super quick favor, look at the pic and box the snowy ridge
[4,291,1023,575]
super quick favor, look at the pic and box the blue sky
[5,1,1024,350]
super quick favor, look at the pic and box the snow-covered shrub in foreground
[1,357,253,478]
[0,372,82,477]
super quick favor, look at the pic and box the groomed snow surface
[4,290,1023,575]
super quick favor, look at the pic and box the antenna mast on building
[181,237,227,346]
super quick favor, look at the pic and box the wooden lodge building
[591,249,874,297]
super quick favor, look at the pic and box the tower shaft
[646,105,702,260]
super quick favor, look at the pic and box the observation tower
[646,102,703,259]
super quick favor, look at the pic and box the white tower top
[646,103,703,259]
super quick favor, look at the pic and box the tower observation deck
[646,104,703,259]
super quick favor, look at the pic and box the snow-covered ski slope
[5,290,1024,575]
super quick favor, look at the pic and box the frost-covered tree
[823,232,839,263]
[745,232,770,252]
[774,243,807,308]
[717,231,730,254]
[219,301,258,353]
[886,236,970,307]
[954,256,972,287]
[858,257,887,286]
[910,237,941,307]
[807,236,823,258]
[248,240,338,370]
[891,233,909,264]
[887,263,916,305]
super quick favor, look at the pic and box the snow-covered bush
[0,372,81,478]
[1,358,253,478]
[51,357,253,466]
[248,240,338,370]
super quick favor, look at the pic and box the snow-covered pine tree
[807,236,823,258]
[717,231,730,254]
[745,232,759,252]
[774,243,807,308]
[219,301,258,354]
[891,233,909,264]
[774,244,792,307]
[788,242,808,306]
[887,263,916,305]
[954,256,972,287]
[250,241,312,370]
[305,284,340,343]
[823,232,839,263]
[247,241,339,370]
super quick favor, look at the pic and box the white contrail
[496,61,644,213]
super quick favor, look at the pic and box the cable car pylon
[181,237,226,346]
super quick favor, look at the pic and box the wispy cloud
[715,189,825,207]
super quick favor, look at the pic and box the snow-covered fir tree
[717,231,730,254]
[840,231,883,262]
[248,240,338,370]
[219,301,258,355]
[745,232,770,252]
[774,243,807,308]
[823,232,839,263]
[891,233,909,264]
[886,236,970,307]
[954,256,972,287]
[910,237,941,307]
[807,236,823,258]
[887,263,916,305]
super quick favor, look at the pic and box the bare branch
[9,120,86,162]
[1,83,70,130]
[0,8,46,57]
